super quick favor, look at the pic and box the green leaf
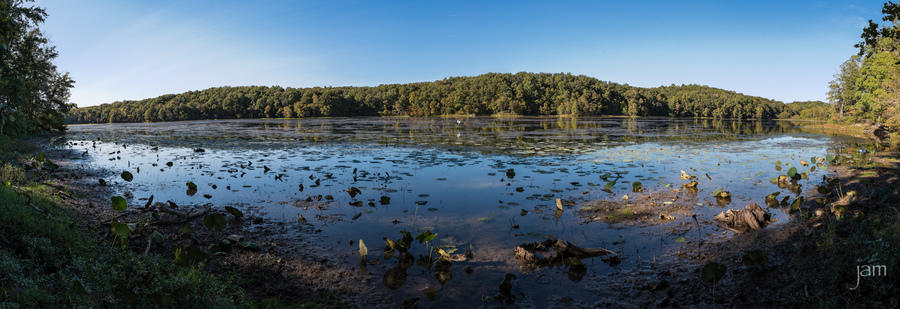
[631,181,643,192]
[711,188,730,199]
[416,230,437,243]
[224,206,243,218]
[186,181,198,190]
[120,171,133,182]
[604,180,616,189]
[203,213,226,232]
[674,236,686,242]
[701,262,726,284]
[765,192,780,207]
[150,231,165,242]
[787,167,798,178]
[110,220,131,242]
[790,196,804,213]
[111,196,127,211]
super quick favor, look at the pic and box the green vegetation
[828,1,900,131]
[68,73,802,123]
[0,0,75,135]
[778,100,832,120]
[0,141,245,307]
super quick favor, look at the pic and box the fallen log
[514,236,618,269]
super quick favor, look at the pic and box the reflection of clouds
[450,181,505,189]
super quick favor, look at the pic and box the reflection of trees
[69,118,820,155]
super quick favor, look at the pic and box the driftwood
[154,206,211,225]
[713,202,775,233]
[514,237,618,268]
[108,202,210,225]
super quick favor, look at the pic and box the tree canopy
[0,0,74,135]
[830,1,900,130]
[68,72,804,124]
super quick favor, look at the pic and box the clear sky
[36,0,887,107]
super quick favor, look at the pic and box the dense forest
[779,101,833,120]
[67,73,823,123]
[828,1,900,131]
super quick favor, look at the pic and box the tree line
[67,72,827,124]
[829,1,900,131]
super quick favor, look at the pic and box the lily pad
[416,230,437,243]
[111,196,127,211]
[631,181,643,192]
[787,167,798,179]
[711,188,730,199]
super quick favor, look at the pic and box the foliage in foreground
[0,161,245,307]
[807,145,900,306]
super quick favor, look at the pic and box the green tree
[0,0,74,135]
[830,1,900,129]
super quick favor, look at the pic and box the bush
[0,185,246,307]
[0,163,25,185]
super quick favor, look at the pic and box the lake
[63,117,844,306]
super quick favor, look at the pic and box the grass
[0,138,249,308]
[0,181,247,307]
[605,206,636,224]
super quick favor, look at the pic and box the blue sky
[37,0,886,107]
